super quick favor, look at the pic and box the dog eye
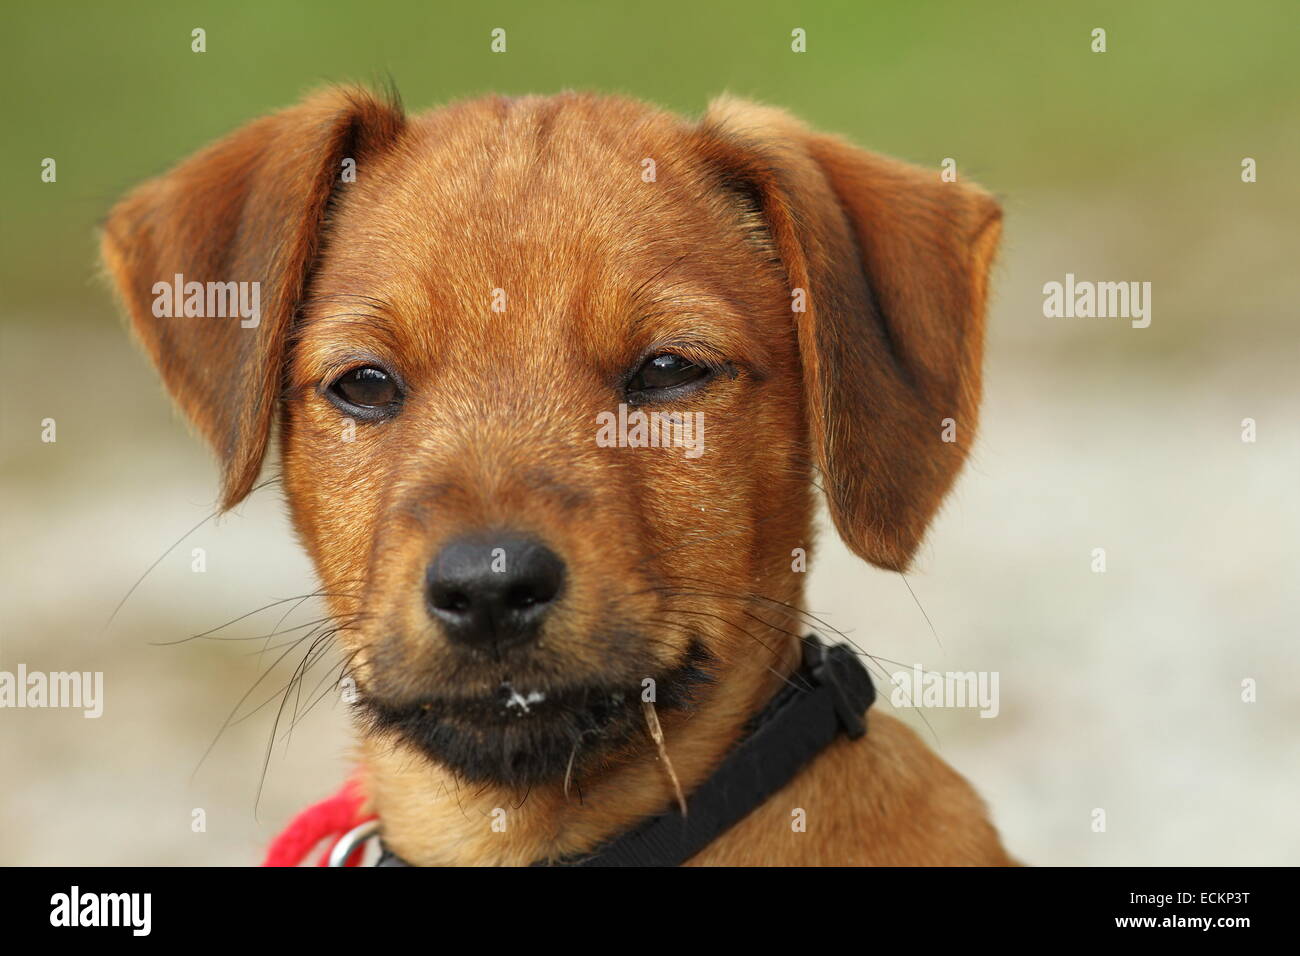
[626,353,710,395]
[329,366,400,410]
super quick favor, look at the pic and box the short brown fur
[103,87,1013,866]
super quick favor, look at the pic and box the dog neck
[362,628,803,866]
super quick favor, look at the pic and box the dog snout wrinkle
[425,532,565,651]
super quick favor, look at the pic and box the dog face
[282,96,809,784]
[102,89,1001,788]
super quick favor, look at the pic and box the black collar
[376,634,875,867]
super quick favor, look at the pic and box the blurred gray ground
[2,189,1298,865]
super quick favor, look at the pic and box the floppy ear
[697,97,1002,571]
[101,87,405,509]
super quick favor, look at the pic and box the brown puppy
[102,88,1012,866]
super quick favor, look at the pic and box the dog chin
[361,644,715,788]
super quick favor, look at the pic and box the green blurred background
[3,1,1298,865]
[6,0,1298,318]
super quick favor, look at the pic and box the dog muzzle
[266,633,875,868]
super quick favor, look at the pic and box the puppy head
[102,88,1000,788]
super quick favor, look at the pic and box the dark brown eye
[626,353,709,396]
[329,366,400,411]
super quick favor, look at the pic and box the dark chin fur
[360,643,715,788]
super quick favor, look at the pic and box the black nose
[425,533,565,651]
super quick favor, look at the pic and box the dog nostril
[430,587,471,613]
[507,587,544,610]
[424,533,566,650]
[506,586,537,609]
[505,566,562,610]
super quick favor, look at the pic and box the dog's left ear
[696,97,1003,571]
[101,87,405,509]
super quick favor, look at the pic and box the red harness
[261,777,375,867]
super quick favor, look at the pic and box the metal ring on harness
[327,819,381,867]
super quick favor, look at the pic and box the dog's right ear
[696,97,1001,572]
[101,87,405,509]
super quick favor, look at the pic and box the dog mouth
[393,681,635,725]
[361,641,715,787]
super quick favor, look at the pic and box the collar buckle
[804,636,873,739]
